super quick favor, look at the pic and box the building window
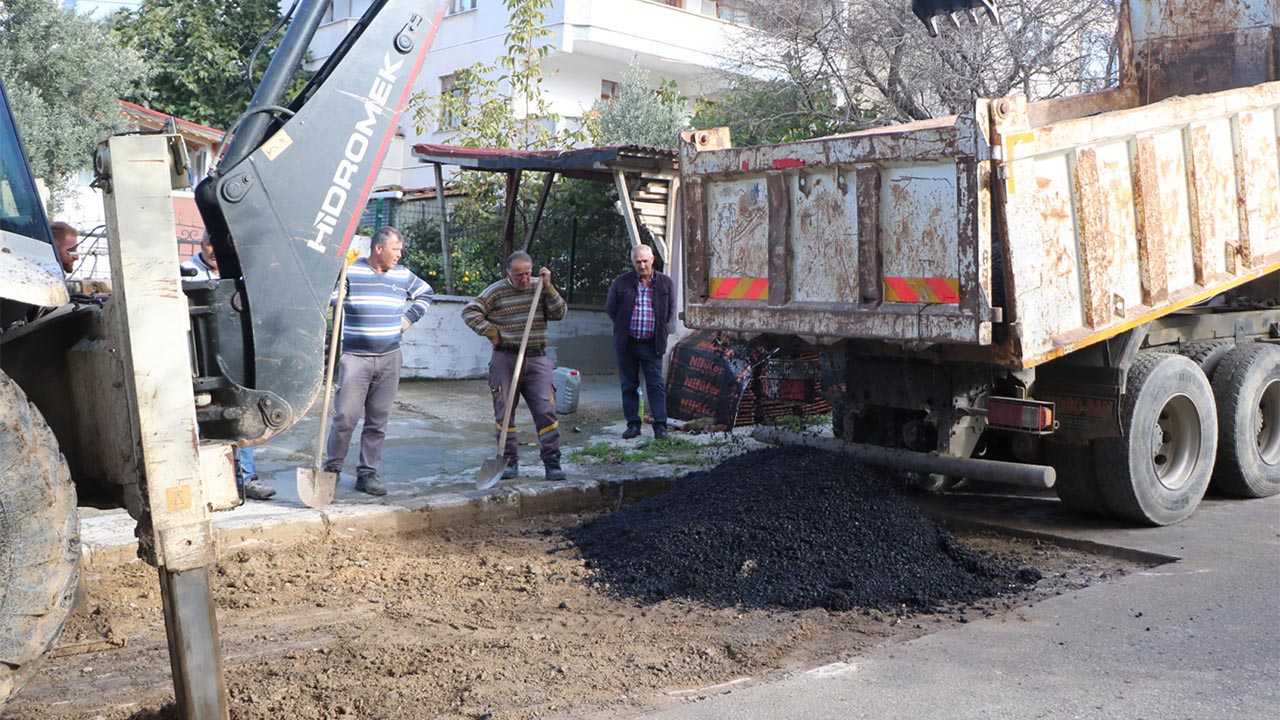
[702,1,754,25]
[600,80,620,103]
[440,74,463,129]
[449,0,477,14]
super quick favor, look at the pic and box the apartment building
[312,0,752,191]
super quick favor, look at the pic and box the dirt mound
[567,446,1040,611]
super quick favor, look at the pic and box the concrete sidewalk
[79,372,740,569]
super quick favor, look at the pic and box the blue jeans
[234,447,256,488]
[618,338,667,427]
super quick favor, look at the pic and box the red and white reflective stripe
[710,276,769,300]
[883,277,960,304]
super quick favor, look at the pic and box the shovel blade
[297,467,338,508]
[475,457,506,490]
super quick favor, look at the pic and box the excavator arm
[190,0,446,445]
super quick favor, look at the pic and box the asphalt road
[641,491,1280,720]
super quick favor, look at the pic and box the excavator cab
[912,0,1001,36]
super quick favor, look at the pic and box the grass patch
[569,437,713,466]
[761,413,831,433]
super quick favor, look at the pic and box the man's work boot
[544,461,567,482]
[501,459,519,480]
[243,477,276,500]
[355,473,387,497]
[622,422,642,439]
[653,424,668,440]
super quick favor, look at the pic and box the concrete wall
[401,296,616,379]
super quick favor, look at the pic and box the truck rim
[1257,378,1280,464]
[1153,393,1201,491]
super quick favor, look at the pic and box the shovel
[298,249,359,507]
[476,277,544,490]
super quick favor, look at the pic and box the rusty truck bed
[679,81,1280,369]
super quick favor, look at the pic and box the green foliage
[108,0,311,130]
[691,80,870,147]
[403,0,609,297]
[0,0,146,204]
[590,60,690,149]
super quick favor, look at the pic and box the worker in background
[179,232,275,501]
[462,251,569,481]
[605,244,676,440]
[323,226,433,496]
[49,221,79,274]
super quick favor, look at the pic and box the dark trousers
[488,352,561,464]
[324,349,402,476]
[618,338,667,427]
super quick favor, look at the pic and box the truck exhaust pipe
[752,426,1056,489]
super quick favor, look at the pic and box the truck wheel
[1045,440,1109,517]
[1211,343,1280,497]
[0,369,80,706]
[1096,352,1216,525]
[1179,340,1235,380]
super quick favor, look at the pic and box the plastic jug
[553,367,581,414]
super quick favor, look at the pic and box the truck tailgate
[680,113,998,346]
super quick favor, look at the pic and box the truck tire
[1210,342,1280,497]
[1179,340,1235,380]
[1096,352,1216,525]
[0,369,80,706]
[1045,440,1109,517]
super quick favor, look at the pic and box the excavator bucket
[911,0,1001,37]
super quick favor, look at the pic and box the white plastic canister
[553,367,581,414]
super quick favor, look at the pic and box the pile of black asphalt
[565,445,1040,612]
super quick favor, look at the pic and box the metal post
[568,216,577,303]
[500,170,521,261]
[433,162,454,294]
[159,567,229,719]
[522,171,556,253]
[101,133,229,720]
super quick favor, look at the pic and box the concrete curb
[79,473,681,570]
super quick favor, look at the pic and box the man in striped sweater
[323,227,433,496]
[462,251,569,481]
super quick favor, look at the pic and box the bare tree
[713,0,1119,131]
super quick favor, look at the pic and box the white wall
[401,296,616,379]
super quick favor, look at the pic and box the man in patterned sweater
[462,251,569,481]
[323,227,433,496]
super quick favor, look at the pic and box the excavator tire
[0,368,80,707]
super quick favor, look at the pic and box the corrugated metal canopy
[411,143,677,180]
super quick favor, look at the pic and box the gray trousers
[489,352,560,464]
[324,349,402,477]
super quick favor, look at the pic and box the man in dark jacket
[605,244,676,439]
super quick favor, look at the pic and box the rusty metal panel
[682,177,709,303]
[766,171,790,306]
[856,166,882,303]
[1234,108,1280,267]
[788,168,858,304]
[1130,0,1277,102]
[881,162,960,284]
[705,177,769,294]
[996,81,1280,367]
[1186,119,1240,284]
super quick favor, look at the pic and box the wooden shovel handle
[314,253,357,467]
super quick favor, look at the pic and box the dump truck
[675,0,1279,526]
[0,1,446,715]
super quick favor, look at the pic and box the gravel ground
[1,450,1133,720]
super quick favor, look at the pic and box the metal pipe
[752,426,1056,489]
[159,566,228,720]
[433,163,454,294]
